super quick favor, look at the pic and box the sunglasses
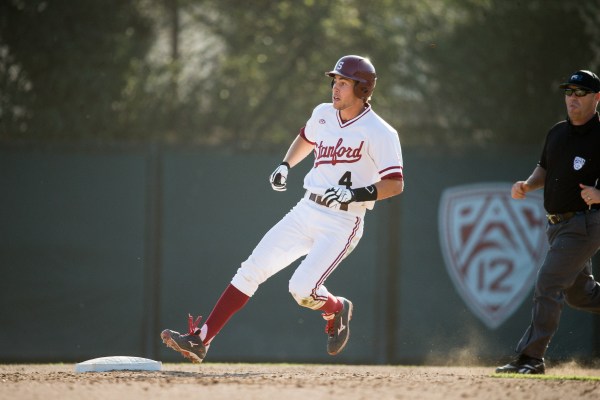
[564,88,593,97]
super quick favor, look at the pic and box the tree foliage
[416,0,598,147]
[0,0,153,141]
[0,0,598,149]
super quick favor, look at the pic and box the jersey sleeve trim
[379,166,403,180]
[299,126,315,145]
[381,173,403,181]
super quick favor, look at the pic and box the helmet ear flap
[332,79,371,94]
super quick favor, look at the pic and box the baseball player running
[161,55,404,363]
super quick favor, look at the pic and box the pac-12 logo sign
[438,183,547,329]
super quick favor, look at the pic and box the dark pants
[516,210,600,359]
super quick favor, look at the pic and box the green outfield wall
[1,144,598,364]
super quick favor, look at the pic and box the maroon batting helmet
[326,55,377,103]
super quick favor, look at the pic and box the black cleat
[495,354,545,374]
[323,297,353,356]
[161,314,208,364]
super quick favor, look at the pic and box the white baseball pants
[231,198,364,309]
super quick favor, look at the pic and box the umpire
[496,70,600,374]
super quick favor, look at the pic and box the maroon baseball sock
[318,294,343,315]
[203,284,250,345]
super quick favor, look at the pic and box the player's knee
[288,275,308,298]
[231,259,270,297]
[290,292,323,310]
[288,279,322,310]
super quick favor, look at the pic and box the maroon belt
[308,193,348,211]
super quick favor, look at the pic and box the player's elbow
[378,178,403,199]
[395,179,404,196]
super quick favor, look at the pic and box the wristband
[281,161,290,168]
[352,185,378,202]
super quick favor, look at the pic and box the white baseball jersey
[231,102,403,309]
[301,103,403,209]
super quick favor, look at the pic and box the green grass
[493,373,600,382]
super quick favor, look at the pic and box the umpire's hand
[511,181,529,199]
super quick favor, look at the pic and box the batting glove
[269,162,289,191]
[323,186,355,209]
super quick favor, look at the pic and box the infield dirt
[1,362,599,400]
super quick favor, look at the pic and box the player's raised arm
[283,134,314,168]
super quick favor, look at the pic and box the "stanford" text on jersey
[315,138,364,166]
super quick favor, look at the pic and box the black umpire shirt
[539,112,600,214]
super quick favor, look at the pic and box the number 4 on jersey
[339,171,352,188]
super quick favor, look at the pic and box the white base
[74,356,162,373]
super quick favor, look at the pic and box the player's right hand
[270,162,289,191]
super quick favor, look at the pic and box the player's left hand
[323,186,355,208]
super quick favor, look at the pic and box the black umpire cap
[559,70,600,92]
